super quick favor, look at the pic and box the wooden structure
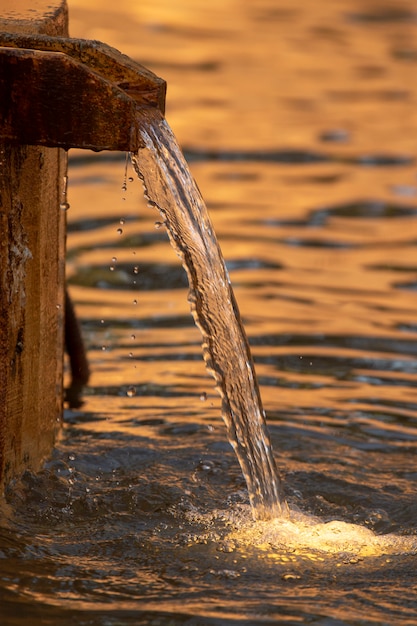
[0,1,165,491]
[0,0,68,491]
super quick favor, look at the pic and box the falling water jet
[131,108,288,520]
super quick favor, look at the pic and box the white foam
[228,509,417,557]
[186,505,417,559]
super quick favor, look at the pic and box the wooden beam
[0,34,166,151]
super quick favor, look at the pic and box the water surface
[1,0,417,623]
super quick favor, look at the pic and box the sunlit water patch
[225,510,417,559]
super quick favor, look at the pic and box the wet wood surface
[0,0,68,490]
[0,34,166,151]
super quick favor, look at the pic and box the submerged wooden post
[0,1,68,490]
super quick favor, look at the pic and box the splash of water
[182,504,417,563]
[131,110,287,520]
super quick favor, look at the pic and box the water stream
[131,109,287,520]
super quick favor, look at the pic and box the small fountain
[0,28,287,519]
[2,5,417,623]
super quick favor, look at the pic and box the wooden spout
[0,33,166,152]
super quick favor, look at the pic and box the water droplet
[154,221,163,229]
[122,154,129,193]
[117,228,123,235]
[319,128,349,143]
[100,319,105,324]
[112,256,117,263]
[200,392,207,402]
[133,299,138,305]
[131,334,136,340]
[102,345,107,351]
[128,176,134,183]
[60,174,70,210]
[68,454,75,461]
[128,352,133,358]
[120,218,125,225]
[56,304,61,309]
[109,265,115,271]
[127,386,136,397]
[133,266,139,274]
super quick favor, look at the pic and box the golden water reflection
[4,0,417,624]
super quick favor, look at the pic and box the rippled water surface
[2,0,417,624]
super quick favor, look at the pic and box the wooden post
[0,0,68,490]
[0,3,165,492]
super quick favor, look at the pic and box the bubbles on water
[181,503,417,562]
[365,509,390,527]
[230,511,417,559]
[282,573,302,580]
[200,460,215,471]
[209,568,240,579]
